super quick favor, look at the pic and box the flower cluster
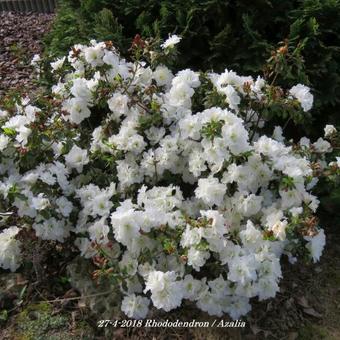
[0,38,338,320]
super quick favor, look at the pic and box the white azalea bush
[0,37,339,320]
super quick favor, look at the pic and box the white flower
[180,225,202,247]
[271,220,288,241]
[179,114,201,140]
[289,207,303,217]
[119,251,138,276]
[91,193,114,217]
[289,84,313,112]
[64,97,91,124]
[195,177,226,207]
[16,126,32,145]
[153,65,173,87]
[33,217,69,242]
[70,78,92,99]
[227,296,252,320]
[237,193,263,217]
[334,157,340,167]
[31,54,41,67]
[187,247,210,271]
[64,145,89,172]
[56,196,73,217]
[172,69,201,88]
[111,209,140,249]
[228,255,258,285]
[239,220,263,247]
[75,237,97,259]
[121,294,150,319]
[51,57,66,72]
[222,123,250,155]
[208,275,232,298]
[0,226,21,271]
[300,137,310,148]
[0,134,10,151]
[108,93,129,119]
[103,50,119,68]
[161,35,182,49]
[324,124,337,138]
[272,126,284,142]
[257,277,280,300]
[304,229,326,263]
[168,81,194,108]
[88,218,110,244]
[144,271,183,312]
[0,109,8,118]
[224,85,241,110]
[182,275,203,301]
[313,137,332,153]
[216,69,244,90]
[196,290,223,317]
[201,210,227,236]
[84,44,104,67]
[32,193,50,211]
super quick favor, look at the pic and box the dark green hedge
[45,0,340,137]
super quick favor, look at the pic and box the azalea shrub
[0,37,339,320]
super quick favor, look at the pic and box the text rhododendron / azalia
[0,38,339,320]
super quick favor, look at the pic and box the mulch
[0,11,54,97]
